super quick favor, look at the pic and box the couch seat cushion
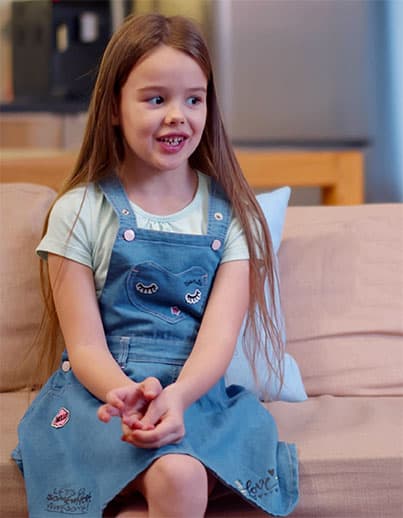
[267,395,403,517]
[0,183,56,391]
[3,394,402,517]
[104,396,403,517]
[0,390,37,518]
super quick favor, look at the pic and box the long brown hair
[36,13,284,398]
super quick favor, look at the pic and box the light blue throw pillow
[225,187,307,402]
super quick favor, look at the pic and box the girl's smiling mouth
[156,134,188,151]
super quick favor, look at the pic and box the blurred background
[0,0,402,204]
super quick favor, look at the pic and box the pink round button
[123,229,135,242]
[211,239,222,251]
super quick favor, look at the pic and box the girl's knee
[141,454,208,512]
[150,454,208,492]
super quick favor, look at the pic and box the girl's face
[116,45,208,178]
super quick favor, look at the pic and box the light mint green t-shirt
[37,172,249,298]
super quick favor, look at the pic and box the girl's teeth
[160,137,184,145]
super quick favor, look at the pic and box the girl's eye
[187,96,202,106]
[148,96,164,105]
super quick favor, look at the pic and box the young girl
[13,13,298,518]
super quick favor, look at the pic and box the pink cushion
[279,204,403,396]
[267,395,403,517]
[0,183,56,391]
[3,392,402,518]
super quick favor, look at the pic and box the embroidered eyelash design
[185,289,202,304]
[135,282,159,295]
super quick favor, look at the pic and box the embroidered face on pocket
[126,261,209,323]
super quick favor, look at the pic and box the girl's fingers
[122,413,154,430]
[106,391,126,409]
[137,397,165,429]
[128,418,185,448]
[97,403,121,422]
[124,429,184,449]
[99,379,163,428]
[140,377,163,400]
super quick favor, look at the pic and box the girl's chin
[122,147,197,175]
[151,152,194,172]
[133,159,190,176]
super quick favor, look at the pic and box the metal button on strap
[121,208,130,216]
[123,229,135,241]
[62,360,71,372]
[214,212,223,221]
[211,239,222,251]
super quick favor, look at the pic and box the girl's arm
[48,253,161,408]
[175,259,250,406]
[126,259,249,447]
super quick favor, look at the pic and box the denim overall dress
[13,175,299,517]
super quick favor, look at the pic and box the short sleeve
[221,213,249,263]
[36,186,93,268]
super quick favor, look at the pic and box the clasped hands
[97,377,186,449]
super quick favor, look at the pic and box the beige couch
[1,182,402,517]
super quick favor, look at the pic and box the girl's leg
[117,454,213,518]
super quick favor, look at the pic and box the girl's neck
[119,164,198,216]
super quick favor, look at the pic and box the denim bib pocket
[126,261,209,324]
[126,358,183,387]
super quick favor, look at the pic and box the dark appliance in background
[11,0,111,103]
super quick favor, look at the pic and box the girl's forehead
[125,45,207,88]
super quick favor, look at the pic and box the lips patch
[51,407,70,429]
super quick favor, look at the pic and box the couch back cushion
[0,183,56,391]
[279,204,403,397]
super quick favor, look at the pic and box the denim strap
[98,174,138,228]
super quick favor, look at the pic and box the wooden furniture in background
[0,149,78,191]
[0,148,364,205]
[0,113,64,148]
[236,149,364,205]
[0,112,88,150]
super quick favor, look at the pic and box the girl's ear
[111,112,119,126]
[111,100,120,126]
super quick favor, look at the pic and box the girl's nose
[165,106,185,125]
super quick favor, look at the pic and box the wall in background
[391,0,403,200]
[1,0,401,202]
[365,0,403,202]
[0,1,12,103]
[133,0,205,20]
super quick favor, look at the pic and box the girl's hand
[121,384,186,448]
[97,377,162,431]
